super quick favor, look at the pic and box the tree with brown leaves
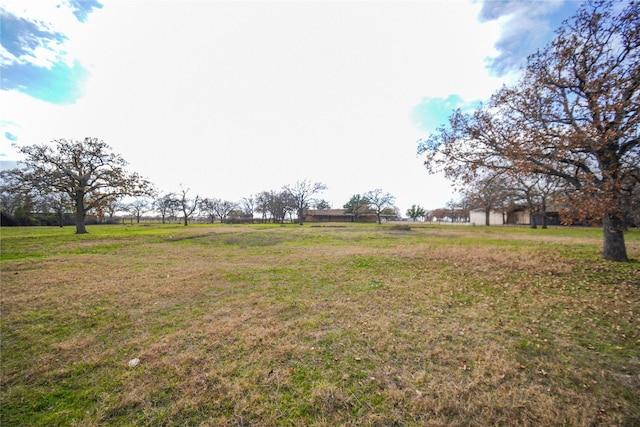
[419,1,639,261]
[1,138,154,234]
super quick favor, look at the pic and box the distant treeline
[0,212,114,227]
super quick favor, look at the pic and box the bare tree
[178,185,200,226]
[199,198,218,223]
[211,198,238,224]
[256,190,295,224]
[255,191,270,223]
[445,199,470,223]
[419,1,639,261]
[127,198,150,224]
[364,189,396,224]
[462,174,512,226]
[0,170,39,222]
[42,193,72,226]
[508,175,562,229]
[240,196,255,223]
[284,179,327,225]
[431,208,451,222]
[154,193,179,224]
[0,138,153,233]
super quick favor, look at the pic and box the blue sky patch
[0,12,68,59]
[479,0,581,76]
[411,95,481,133]
[4,132,18,142]
[1,58,89,104]
[0,4,100,104]
[67,0,103,23]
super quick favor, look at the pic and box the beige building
[470,207,560,226]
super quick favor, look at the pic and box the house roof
[306,209,349,216]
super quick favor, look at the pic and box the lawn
[1,223,639,426]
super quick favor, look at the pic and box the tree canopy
[418,0,639,261]
[406,204,426,222]
[284,179,327,225]
[1,138,153,234]
[364,189,396,224]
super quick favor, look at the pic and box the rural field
[1,223,639,426]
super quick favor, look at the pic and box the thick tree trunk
[541,201,548,229]
[485,209,490,226]
[58,207,65,227]
[75,193,88,234]
[602,214,628,262]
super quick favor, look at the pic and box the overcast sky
[1,0,581,213]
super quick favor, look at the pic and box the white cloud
[479,0,580,76]
[1,0,565,212]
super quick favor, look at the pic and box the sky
[0,0,582,214]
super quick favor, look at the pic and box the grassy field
[1,223,639,426]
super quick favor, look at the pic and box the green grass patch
[1,223,639,426]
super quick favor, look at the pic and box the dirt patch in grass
[1,224,639,426]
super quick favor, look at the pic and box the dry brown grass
[1,224,639,426]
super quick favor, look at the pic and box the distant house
[303,209,378,223]
[470,207,561,226]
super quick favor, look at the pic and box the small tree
[255,191,270,223]
[463,174,512,226]
[380,206,401,221]
[199,198,218,223]
[43,193,72,226]
[343,194,370,222]
[93,194,121,224]
[154,193,179,224]
[0,138,153,234]
[364,189,396,224]
[508,175,561,229]
[431,208,450,222]
[178,185,200,226]
[406,204,426,222]
[127,198,150,224]
[240,196,255,223]
[314,199,332,210]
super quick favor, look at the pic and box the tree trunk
[530,211,537,229]
[75,193,88,234]
[485,209,490,226]
[602,214,628,262]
